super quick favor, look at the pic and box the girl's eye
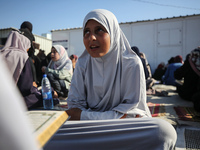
[84,29,90,37]
[51,50,57,54]
[97,27,104,33]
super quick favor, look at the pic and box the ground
[148,84,200,150]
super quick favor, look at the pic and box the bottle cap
[43,74,47,77]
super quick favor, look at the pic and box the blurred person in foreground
[0,55,40,150]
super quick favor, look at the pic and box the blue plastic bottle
[41,74,54,109]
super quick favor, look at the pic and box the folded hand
[66,108,82,120]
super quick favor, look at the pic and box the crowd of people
[0,21,79,109]
[1,8,199,150]
[150,50,200,112]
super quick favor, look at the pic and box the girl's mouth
[90,45,99,50]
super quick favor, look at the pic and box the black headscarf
[20,21,35,58]
[20,21,33,33]
[131,46,140,56]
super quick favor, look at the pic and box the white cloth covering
[44,118,177,150]
[0,57,40,150]
[67,9,151,120]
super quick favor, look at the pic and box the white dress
[44,118,176,150]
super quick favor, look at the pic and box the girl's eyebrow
[84,25,102,29]
[95,26,104,30]
[84,27,89,30]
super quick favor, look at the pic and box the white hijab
[48,45,73,75]
[0,31,30,83]
[67,9,151,117]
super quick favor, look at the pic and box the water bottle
[41,74,54,109]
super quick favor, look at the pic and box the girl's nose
[89,33,96,41]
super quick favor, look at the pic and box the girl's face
[51,47,60,61]
[83,19,110,58]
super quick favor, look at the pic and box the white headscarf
[67,9,151,117]
[0,31,30,83]
[48,45,73,75]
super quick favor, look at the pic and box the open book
[26,110,69,148]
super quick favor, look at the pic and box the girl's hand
[66,108,82,120]
[33,81,38,87]
[120,114,127,119]
[53,91,58,98]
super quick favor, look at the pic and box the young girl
[42,45,73,98]
[44,9,177,150]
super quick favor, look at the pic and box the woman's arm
[45,67,72,81]
[66,108,123,120]
[81,110,123,120]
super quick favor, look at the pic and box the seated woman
[42,45,73,98]
[44,9,176,150]
[0,30,43,109]
[153,62,166,81]
[174,48,200,103]
[20,21,39,86]
[162,55,183,85]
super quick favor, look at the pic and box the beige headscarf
[67,9,151,118]
[0,31,30,83]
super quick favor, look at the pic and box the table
[27,110,69,148]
